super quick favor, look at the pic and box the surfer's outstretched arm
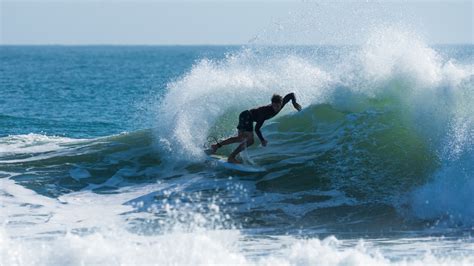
[282,93,302,111]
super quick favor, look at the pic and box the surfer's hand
[261,140,267,147]
[294,102,302,111]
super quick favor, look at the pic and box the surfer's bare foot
[227,157,242,164]
[210,143,221,154]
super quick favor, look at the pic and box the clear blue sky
[1,0,472,45]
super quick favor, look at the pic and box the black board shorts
[237,110,253,132]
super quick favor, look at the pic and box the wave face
[152,28,473,228]
[0,29,473,265]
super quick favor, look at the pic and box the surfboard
[208,154,266,173]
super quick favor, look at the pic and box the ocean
[1,29,473,265]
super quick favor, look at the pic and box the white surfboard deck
[208,154,266,173]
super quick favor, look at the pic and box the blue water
[0,45,238,137]
[1,32,473,264]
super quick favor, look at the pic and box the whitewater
[1,27,473,265]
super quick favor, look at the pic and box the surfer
[211,93,302,164]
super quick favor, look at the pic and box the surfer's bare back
[211,93,302,164]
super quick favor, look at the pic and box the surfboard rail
[208,154,266,173]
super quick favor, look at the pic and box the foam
[358,27,443,88]
[2,228,473,266]
[0,133,85,156]
[2,174,474,265]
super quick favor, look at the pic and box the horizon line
[1,43,472,46]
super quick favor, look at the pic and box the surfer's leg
[215,111,253,154]
[228,132,253,163]
[227,143,245,163]
[211,131,245,153]
[247,135,255,147]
